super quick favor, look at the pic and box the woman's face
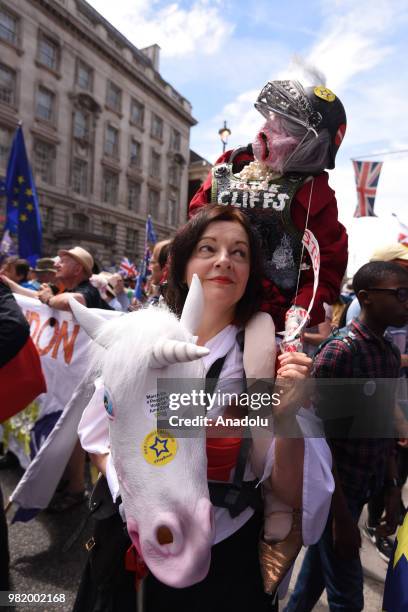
[185,220,250,314]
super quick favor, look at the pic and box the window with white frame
[170,128,181,152]
[33,139,56,185]
[150,149,161,179]
[38,33,59,71]
[103,170,118,204]
[104,125,119,157]
[130,98,144,128]
[150,114,163,140]
[35,86,55,122]
[126,227,139,254]
[0,125,12,173]
[76,59,93,91]
[148,188,160,219]
[129,138,141,167]
[106,81,121,113]
[167,198,178,227]
[0,63,16,106]
[72,212,89,232]
[102,221,116,240]
[128,181,141,212]
[168,163,180,187]
[42,206,54,233]
[0,6,18,45]
[73,110,89,140]
[71,158,88,195]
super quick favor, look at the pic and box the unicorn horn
[69,296,110,348]
[149,339,209,368]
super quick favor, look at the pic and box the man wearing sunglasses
[285,260,408,612]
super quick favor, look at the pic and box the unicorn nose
[156,525,174,545]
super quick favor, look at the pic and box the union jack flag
[119,257,137,278]
[353,160,383,217]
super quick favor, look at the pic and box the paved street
[2,464,407,611]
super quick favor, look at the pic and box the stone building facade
[0,0,195,268]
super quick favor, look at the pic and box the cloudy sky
[88,0,408,272]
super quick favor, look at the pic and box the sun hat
[58,246,94,277]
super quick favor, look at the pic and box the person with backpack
[284,260,408,612]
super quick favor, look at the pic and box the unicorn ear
[69,296,110,348]
[180,273,204,335]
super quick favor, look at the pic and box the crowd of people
[1,77,407,612]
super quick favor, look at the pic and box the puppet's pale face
[252,114,300,173]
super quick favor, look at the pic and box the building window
[38,33,59,72]
[73,110,89,140]
[0,6,18,46]
[128,181,140,212]
[129,138,141,167]
[0,63,16,106]
[72,213,89,232]
[42,206,54,233]
[150,149,161,179]
[130,98,144,128]
[126,228,139,254]
[71,158,88,195]
[0,125,12,173]
[102,222,116,240]
[170,128,181,152]
[106,81,121,113]
[167,198,178,226]
[76,59,93,91]
[103,170,118,204]
[168,164,180,187]
[151,114,163,140]
[104,125,119,158]
[33,139,56,185]
[35,86,55,123]
[148,189,160,219]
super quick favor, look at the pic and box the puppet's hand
[282,305,309,353]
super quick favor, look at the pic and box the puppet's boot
[259,509,302,595]
[258,486,303,595]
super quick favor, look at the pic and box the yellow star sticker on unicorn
[393,513,408,568]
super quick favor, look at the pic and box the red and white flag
[119,257,137,278]
[352,160,383,217]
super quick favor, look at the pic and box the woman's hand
[273,352,313,422]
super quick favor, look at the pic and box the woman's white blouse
[78,324,333,550]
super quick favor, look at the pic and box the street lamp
[218,120,231,153]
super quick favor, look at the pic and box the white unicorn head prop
[70,274,215,587]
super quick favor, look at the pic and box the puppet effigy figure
[190,80,348,348]
[190,80,348,594]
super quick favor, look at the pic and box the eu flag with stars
[4,125,42,266]
[383,511,408,611]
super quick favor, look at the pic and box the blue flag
[383,512,408,611]
[4,126,42,266]
[134,248,151,301]
[146,215,157,245]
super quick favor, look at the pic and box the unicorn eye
[104,390,114,420]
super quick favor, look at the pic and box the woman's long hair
[166,205,265,327]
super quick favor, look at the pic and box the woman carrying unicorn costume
[71,205,333,612]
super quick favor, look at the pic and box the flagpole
[351,149,408,160]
